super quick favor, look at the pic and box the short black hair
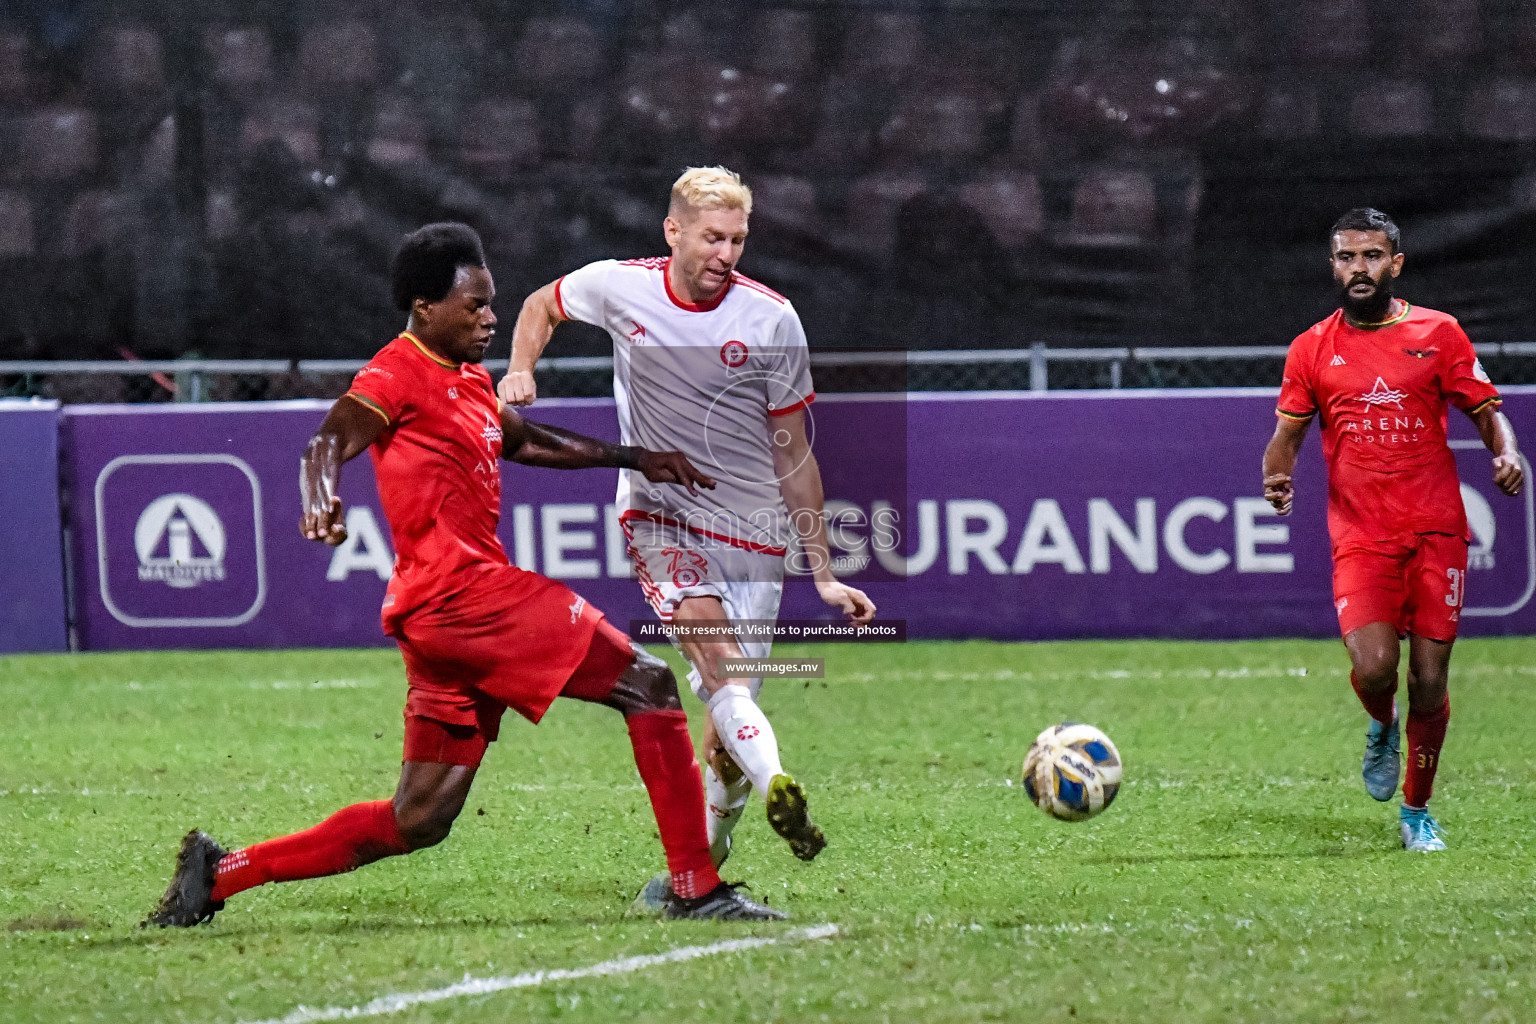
[1330,208,1401,253]
[390,222,487,312]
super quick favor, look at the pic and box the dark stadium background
[2,0,1535,399]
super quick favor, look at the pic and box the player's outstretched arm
[771,409,876,625]
[1469,405,1524,496]
[300,395,387,546]
[498,406,716,495]
[1261,414,1312,516]
[498,280,564,407]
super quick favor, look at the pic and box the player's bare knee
[396,805,456,850]
[400,821,452,851]
[1351,648,1399,690]
[634,648,683,711]
[611,647,683,715]
[391,778,468,850]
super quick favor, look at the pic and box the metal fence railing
[6,344,1536,404]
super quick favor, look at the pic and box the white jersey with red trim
[555,257,814,553]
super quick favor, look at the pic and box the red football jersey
[1276,303,1501,548]
[345,332,508,623]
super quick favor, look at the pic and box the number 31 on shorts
[1445,568,1465,608]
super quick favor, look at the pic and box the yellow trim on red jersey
[1348,301,1413,330]
[402,331,458,369]
[1276,408,1315,422]
[1467,396,1502,415]
[343,392,391,424]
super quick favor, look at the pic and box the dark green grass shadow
[78,909,815,950]
[1083,845,1386,866]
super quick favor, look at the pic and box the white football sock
[706,684,784,793]
[703,762,752,867]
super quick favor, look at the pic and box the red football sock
[210,799,409,902]
[1350,670,1397,726]
[626,709,721,899]
[1403,695,1450,808]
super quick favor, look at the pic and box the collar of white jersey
[661,257,734,313]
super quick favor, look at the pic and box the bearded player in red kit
[1262,208,1523,851]
[144,223,784,924]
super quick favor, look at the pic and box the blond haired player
[499,167,874,900]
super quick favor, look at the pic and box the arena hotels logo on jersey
[1345,376,1426,443]
[480,411,502,451]
[1360,376,1407,409]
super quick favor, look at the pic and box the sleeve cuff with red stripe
[769,392,816,417]
[553,276,568,320]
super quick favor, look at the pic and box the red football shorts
[394,564,635,767]
[1332,532,1468,642]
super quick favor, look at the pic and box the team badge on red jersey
[720,340,748,367]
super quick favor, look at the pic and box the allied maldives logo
[1460,484,1499,571]
[95,454,267,627]
[1451,441,1535,618]
[134,494,226,587]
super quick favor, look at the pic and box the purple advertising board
[851,389,1536,640]
[58,389,1536,650]
[0,400,68,653]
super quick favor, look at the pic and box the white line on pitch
[231,923,839,1024]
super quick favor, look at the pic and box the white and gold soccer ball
[1021,723,1122,822]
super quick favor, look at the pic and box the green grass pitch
[4,638,1536,1023]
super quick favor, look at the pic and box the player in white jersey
[499,167,875,890]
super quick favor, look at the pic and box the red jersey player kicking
[1262,208,1523,852]
[144,223,783,925]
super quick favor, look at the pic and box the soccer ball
[1021,723,1122,822]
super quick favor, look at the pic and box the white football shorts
[623,516,784,700]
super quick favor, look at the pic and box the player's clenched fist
[498,370,537,407]
[635,449,716,497]
[1263,472,1294,515]
[1493,453,1524,496]
[301,495,349,546]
